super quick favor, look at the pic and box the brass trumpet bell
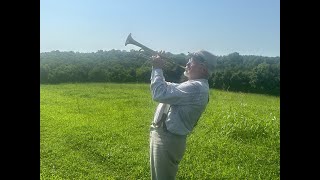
[124,33,186,70]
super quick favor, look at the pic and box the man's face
[184,57,205,79]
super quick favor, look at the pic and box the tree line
[40,50,280,96]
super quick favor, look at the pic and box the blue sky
[40,0,280,57]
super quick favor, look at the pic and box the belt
[151,119,187,138]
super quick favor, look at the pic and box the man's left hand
[151,51,165,69]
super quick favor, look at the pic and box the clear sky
[40,0,280,57]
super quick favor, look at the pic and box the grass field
[40,83,280,180]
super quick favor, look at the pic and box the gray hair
[189,50,217,78]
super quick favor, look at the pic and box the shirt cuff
[150,68,164,81]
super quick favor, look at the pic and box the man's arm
[150,68,200,105]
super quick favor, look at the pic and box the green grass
[40,83,280,180]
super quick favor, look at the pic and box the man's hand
[151,51,165,69]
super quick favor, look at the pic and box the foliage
[40,50,280,96]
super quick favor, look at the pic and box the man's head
[184,50,217,80]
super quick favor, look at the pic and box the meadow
[40,83,280,179]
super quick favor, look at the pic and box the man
[149,50,217,180]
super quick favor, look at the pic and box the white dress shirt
[150,68,209,135]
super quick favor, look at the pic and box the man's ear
[201,67,209,77]
[201,66,208,73]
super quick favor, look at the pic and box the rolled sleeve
[150,69,202,105]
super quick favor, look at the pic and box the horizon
[40,49,280,58]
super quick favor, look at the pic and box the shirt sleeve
[150,68,201,105]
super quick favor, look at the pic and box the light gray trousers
[150,125,187,180]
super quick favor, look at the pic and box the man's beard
[184,71,190,78]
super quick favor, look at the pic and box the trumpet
[125,33,186,70]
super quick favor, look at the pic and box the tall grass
[40,83,279,179]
